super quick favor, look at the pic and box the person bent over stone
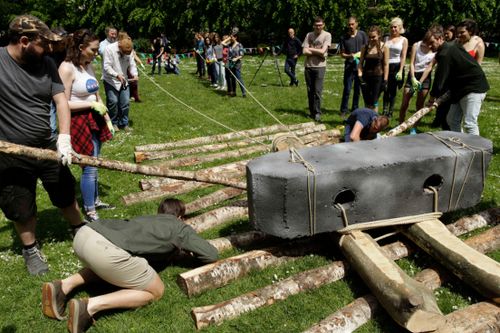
[344,108,389,142]
[41,198,218,333]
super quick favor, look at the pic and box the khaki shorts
[73,226,156,290]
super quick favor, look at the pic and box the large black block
[247,132,493,238]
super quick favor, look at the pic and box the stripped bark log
[436,302,500,333]
[135,124,327,162]
[178,239,321,297]
[139,160,249,191]
[122,180,212,206]
[190,211,498,330]
[303,225,500,333]
[186,206,248,233]
[185,187,246,215]
[207,230,270,253]
[446,207,499,235]
[339,230,444,332]
[0,140,246,189]
[303,130,341,146]
[135,122,318,152]
[402,219,500,303]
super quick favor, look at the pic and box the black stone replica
[247,132,492,238]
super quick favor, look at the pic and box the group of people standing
[194,31,247,97]
[150,33,180,75]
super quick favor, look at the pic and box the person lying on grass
[42,198,218,333]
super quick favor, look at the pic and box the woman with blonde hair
[383,17,408,117]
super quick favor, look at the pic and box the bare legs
[399,88,429,124]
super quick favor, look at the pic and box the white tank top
[413,41,435,73]
[68,62,99,103]
[386,37,404,64]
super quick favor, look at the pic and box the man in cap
[0,15,85,275]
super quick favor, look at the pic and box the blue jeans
[151,56,162,74]
[284,57,298,84]
[228,66,246,96]
[216,61,226,87]
[304,67,326,117]
[340,61,361,113]
[49,101,58,137]
[104,81,130,127]
[447,92,486,135]
[81,133,101,212]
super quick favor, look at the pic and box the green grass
[0,55,498,332]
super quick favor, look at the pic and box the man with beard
[0,15,85,275]
[98,26,118,56]
[339,17,367,117]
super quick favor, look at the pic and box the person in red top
[456,19,485,65]
[58,29,114,222]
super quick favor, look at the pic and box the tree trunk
[435,302,500,333]
[185,187,246,215]
[135,122,318,152]
[139,159,249,190]
[303,225,500,333]
[122,180,212,206]
[188,211,496,330]
[339,231,444,332]
[207,230,270,253]
[303,130,341,146]
[402,219,500,303]
[178,239,322,297]
[135,124,327,162]
[186,206,248,233]
[446,207,499,235]
[0,140,246,189]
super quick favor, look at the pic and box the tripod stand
[249,47,284,87]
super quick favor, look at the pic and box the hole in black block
[333,189,356,205]
[423,174,444,193]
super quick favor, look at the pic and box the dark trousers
[304,67,325,117]
[226,67,246,96]
[195,53,205,77]
[383,63,403,115]
[340,61,361,113]
[151,56,162,74]
[361,75,383,109]
[284,57,298,84]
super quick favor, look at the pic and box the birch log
[303,225,500,333]
[0,140,246,189]
[135,122,318,151]
[436,302,500,333]
[402,219,500,303]
[190,210,497,330]
[186,206,248,233]
[207,230,270,253]
[339,230,444,332]
[185,188,246,215]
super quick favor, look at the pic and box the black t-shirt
[0,47,64,147]
[340,30,368,63]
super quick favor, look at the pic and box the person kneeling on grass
[42,198,218,333]
[344,107,389,142]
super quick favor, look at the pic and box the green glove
[91,101,108,116]
[106,119,115,137]
[395,71,403,81]
[411,77,422,91]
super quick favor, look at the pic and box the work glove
[395,71,403,81]
[90,101,108,116]
[352,52,361,65]
[106,119,115,137]
[56,133,78,165]
[411,77,422,92]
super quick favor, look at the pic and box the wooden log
[303,225,500,333]
[135,122,318,152]
[303,130,341,146]
[435,302,500,333]
[139,160,249,191]
[157,145,268,168]
[135,125,327,162]
[207,230,270,253]
[402,219,500,303]
[186,206,248,233]
[185,187,246,215]
[189,211,497,330]
[446,207,499,235]
[339,230,444,332]
[0,140,246,189]
[122,180,212,206]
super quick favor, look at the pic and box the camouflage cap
[9,14,62,42]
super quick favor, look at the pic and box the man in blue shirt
[344,108,389,142]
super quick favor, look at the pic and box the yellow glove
[411,77,422,91]
[395,71,403,81]
[352,52,361,60]
[106,119,115,137]
[90,101,108,116]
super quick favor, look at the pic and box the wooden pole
[185,206,248,233]
[207,230,270,253]
[135,122,318,152]
[0,140,247,189]
[185,187,246,215]
[190,211,498,329]
[303,225,500,333]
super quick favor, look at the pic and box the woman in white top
[59,29,114,222]
[398,35,435,125]
[382,17,408,118]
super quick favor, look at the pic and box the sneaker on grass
[42,280,67,320]
[68,299,94,333]
[22,244,48,275]
[94,199,115,210]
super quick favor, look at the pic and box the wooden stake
[339,230,444,332]
[135,122,318,152]
[186,206,248,233]
[402,218,500,303]
[185,187,246,215]
[0,140,247,189]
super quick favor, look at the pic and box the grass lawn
[0,54,498,332]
